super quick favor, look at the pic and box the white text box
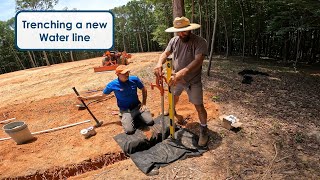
[16,11,114,50]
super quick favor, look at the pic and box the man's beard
[180,35,190,42]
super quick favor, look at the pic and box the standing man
[79,65,154,134]
[154,17,209,146]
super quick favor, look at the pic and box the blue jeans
[120,105,154,134]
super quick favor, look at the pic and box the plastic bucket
[3,121,34,144]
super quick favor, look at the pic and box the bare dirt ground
[0,52,319,179]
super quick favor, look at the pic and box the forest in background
[0,0,319,74]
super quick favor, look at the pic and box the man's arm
[154,51,171,76]
[78,93,108,101]
[139,87,149,112]
[141,87,147,106]
[169,53,205,85]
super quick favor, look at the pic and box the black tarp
[114,116,207,175]
[114,115,170,155]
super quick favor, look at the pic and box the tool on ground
[72,87,103,127]
[76,104,86,110]
[166,58,175,139]
[151,74,168,141]
[80,126,97,139]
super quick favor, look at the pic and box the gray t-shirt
[165,33,208,84]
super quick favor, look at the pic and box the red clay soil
[0,52,219,179]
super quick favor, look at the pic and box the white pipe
[0,137,11,141]
[31,119,91,135]
[0,120,91,141]
[0,118,16,124]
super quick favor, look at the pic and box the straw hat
[165,17,201,33]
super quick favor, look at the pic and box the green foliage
[152,24,169,48]
[0,19,20,73]
[112,0,170,52]
[16,0,59,11]
[267,0,320,33]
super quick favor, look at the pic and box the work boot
[198,125,209,146]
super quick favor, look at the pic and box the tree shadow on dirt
[202,57,320,179]
[204,58,320,126]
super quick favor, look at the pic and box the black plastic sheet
[114,116,207,175]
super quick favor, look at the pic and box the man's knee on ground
[123,123,135,134]
[125,128,136,135]
[139,110,154,125]
[145,120,154,126]
[140,115,154,126]
[121,114,135,134]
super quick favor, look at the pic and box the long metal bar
[72,87,102,127]
[151,75,166,141]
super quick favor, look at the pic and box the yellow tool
[166,58,175,139]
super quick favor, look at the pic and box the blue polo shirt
[103,76,144,111]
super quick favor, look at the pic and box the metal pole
[72,87,103,127]
[161,90,165,141]
[151,75,166,141]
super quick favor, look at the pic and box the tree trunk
[309,30,316,63]
[135,34,139,52]
[127,33,131,52]
[49,51,55,64]
[172,0,185,18]
[143,5,150,52]
[122,30,126,51]
[27,51,36,68]
[145,25,150,52]
[207,0,217,76]
[191,0,194,22]
[42,51,50,66]
[31,51,38,66]
[59,51,64,63]
[0,66,4,74]
[229,18,233,55]
[198,0,202,37]
[256,9,261,60]
[294,30,301,72]
[70,51,74,61]
[205,0,209,42]
[138,32,144,52]
[222,15,229,58]
[238,0,245,60]
[283,32,289,62]
[11,48,25,70]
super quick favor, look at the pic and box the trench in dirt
[5,152,128,180]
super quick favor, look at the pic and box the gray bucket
[3,121,34,144]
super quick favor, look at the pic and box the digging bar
[72,87,103,127]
